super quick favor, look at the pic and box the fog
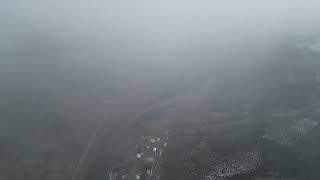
[1,1,320,180]
[2,1,320,98]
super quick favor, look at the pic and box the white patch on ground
[202,150,262,180]
[296,38,320,53]
[263,118,318,146]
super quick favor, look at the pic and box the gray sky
[1,0,320,100]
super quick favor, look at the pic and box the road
[82,94,189,180]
